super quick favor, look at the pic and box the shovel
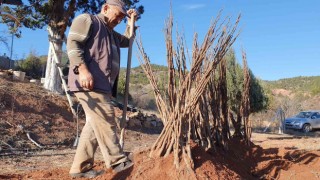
[119,13,136,150]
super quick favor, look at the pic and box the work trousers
[69,91,127,174]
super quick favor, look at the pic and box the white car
[285,111,320,133]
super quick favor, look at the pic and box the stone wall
[127,111,163,129]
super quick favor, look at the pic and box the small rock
[128,118,142,128]
[150,121,157,127]
[143,121,152,128]
[30,79,39,84]
[128,112,140,118]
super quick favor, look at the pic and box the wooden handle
[120,14,136,150]
[129,14,136,37]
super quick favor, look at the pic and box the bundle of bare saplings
[136,10,251,172]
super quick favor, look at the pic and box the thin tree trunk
[241,50,251,144]
[44,27,63,93]
[219,58,230,149]
[230,110,242,138]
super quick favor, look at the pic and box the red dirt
[1,77,320,180]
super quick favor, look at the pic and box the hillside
[263,76,320,96]
[122,65,320,96]
[263,76,320,111]
[117,64,168,111]
[118,64,320,114]
[119,64,168,85]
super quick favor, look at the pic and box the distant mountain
[120,64,320,98]
[119,65,320,111]
[263,76,320,96]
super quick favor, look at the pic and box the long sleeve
[114,24,138,48]
[113,25,130,48]
[67,14,93,67]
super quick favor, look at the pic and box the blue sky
[0,0,319,80]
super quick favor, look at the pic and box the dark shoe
[113,160,134,173]
[70,169,105,178]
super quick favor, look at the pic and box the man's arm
[115,9,138,48]
[67,14,92,67]
[113,26,130,48]
[67,14,94,90]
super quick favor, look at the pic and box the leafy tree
[15,51,46,78]
[0,0,22,37]
[225,49,268,135]
[1,0,144,92]
[117,75,133,101]
[249,73,269,112]
[226,49,243,113]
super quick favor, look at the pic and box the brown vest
[68,14,127,97]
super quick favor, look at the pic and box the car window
[296,112,312,118]
[315,112,320,118]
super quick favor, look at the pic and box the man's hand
[126,9,138,20]
[78,63,94,90]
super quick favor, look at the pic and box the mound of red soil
[1,142,243,180]
[0,78,77,150]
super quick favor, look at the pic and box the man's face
[104,5,126,29]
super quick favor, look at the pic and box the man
[67,0,137,178]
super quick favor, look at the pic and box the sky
[0,0,319,81]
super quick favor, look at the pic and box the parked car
[285,110,320,133]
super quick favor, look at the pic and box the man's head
[102,0,128,29]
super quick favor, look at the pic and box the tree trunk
[241,51,251,145]
[44,27,63,93]
[219,59,230,146]
[230,111,242,138]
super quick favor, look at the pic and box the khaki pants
[69,91,127,174]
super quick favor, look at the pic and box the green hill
[119,64,168,85]
[263,76,320,96]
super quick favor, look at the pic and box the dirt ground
[1,77,320,180]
